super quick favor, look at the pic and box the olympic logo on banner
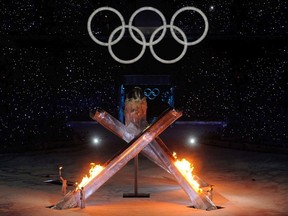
[87,6,209,64]
[144,88,160,100]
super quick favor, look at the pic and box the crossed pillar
[53,109,216,210]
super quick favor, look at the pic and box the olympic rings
[87,7,125,46]
[144,88,160,100]
[87,6,209,64]
[108,25,146,64]
[128,7,167,46]
[170,6,209,46]
[150,25,188,64]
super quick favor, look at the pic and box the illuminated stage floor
[0,133,287,216]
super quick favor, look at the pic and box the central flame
[76,163,104,190]
[173,152,202,193]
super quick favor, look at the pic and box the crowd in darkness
[0,0,287,152]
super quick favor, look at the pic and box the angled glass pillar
[91,110,216,210]
[53,109,181,210]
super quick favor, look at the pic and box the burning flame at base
[76,153,202,193]
[173,152,202,193]
[76,163,104,190]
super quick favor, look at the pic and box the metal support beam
[53,109,181,209]
[123,155,150,198]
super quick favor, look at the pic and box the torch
[59,166,63,178]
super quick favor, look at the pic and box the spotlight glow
[189,137,196,145]
[92,137,100,144]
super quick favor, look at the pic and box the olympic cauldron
[52,88,217,210]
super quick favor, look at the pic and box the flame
[76,163,104,190]
[75,155,201,193]
[173,152,202,193]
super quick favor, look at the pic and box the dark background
[0,0,287,152]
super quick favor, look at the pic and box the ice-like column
[91,110,169,171]
[53,109,182,209]
[151,137,217,210]
[91,110,216,210]
[92,110,210,188]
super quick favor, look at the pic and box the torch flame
[173,152,202,193]
[75,154,201,193]
[76,163,104,190]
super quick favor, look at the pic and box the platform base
[123,193,150,198]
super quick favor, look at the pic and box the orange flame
[76,163,104,190]
[173,152,202,193]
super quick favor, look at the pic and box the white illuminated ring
[150,25,188,64]
[87,6,209,64]
[108,25,146,64]
[128,7,167,46]
[170,6,209,46]
[87,7,125,46]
